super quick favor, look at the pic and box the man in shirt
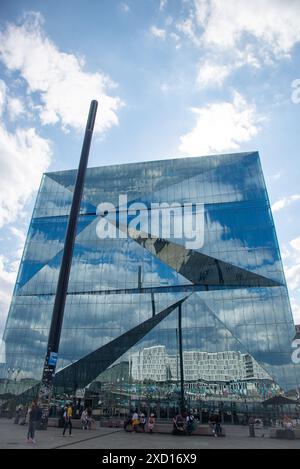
[62,404,73,436]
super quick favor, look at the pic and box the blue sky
[0,0,300,341]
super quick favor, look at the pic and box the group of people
[25,400,73,442]
[61,404,94,435]
[124,409,220,436]
[124,410,155,433]
[18,400,95,443]
[172,411,222,437]
[172,412,196,435]
[17,401,297,444]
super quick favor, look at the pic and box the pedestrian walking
[148,413,155,433]
[26,400,41,444]
[209,413,222,437]
[62,404,73,436]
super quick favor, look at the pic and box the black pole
[38,100,98,427]
[178,303,185,414]
[151,292,156,317]
[138,265,142,290]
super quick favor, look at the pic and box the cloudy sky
[0,0,300,341]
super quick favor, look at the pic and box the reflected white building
[130,346,271,383]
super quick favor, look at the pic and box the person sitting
[282,415,293,430]
[172,413,186,435]
[81,409,88,430]
[131,410,140,432]
[86,407,93,429]
[186,411,195,435]
[139,413,146,432]
[123,413,133,432]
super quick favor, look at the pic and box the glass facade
[1,151,299,415]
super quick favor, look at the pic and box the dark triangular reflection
[130,234,281,288]
[54,296,189,392]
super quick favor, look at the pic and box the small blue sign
[48,352,58,366]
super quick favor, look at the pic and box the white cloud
[120,2,130,13]
[272,195,300,213]
[285,237,300,298]
[0,61,53,346]
[159,0,168,11]
[0,78,26,122]
[179,92,262,156]
[172,0,300,88]
[282,237,300,325]
[196,46,263,89]
[0,12,123,134]
[0,79,52,227]
[150,25,166,40]
[160,83,171,93]
[285,264,300,292]
[196,60,231,88]
[0,127,51,227]
[291,237,300,253]
[9,226,26,244]
[291,298,300,325]
[0,102,52,227]
[270,172,281,182]
[0,255,18,297]
[0,80,6,116]
[7,96,25,121]
[9,227,26,258]
[282,237,300,293]
[170,32,181,49]
[194,0,300,57]
[160,82,178,93]
[176,17,201,46]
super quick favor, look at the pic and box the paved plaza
[0,418,299,449]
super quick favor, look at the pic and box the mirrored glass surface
[1,152,299,407]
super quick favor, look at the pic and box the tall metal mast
[38,100,98,428]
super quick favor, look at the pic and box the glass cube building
[1,151,300,413]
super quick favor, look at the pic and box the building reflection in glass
[1,152,299,414]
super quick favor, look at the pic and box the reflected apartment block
[130,346,271,383]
